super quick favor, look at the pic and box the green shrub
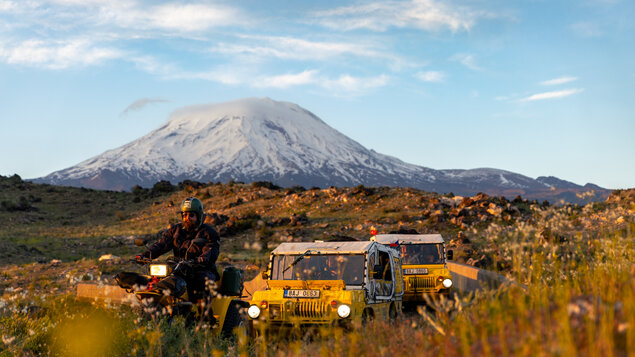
[285,185,306,195]
[251,181,282,190]
[151,180,175,195]
[1,196,35,212]
[352,185,375,196]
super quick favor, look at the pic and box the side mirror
[372,264,382,279]
[134,238,147,247]
[261,271,269,280]
[447,250,454,261]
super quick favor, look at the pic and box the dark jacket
[142,223,220,268]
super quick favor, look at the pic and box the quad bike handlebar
[133,257,153,265]
[132,256,204,271]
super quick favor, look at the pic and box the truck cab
[373,234,453,308]
[247,241,403,329]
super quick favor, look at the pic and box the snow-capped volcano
[38,98,436,190]
[35,97,608,202]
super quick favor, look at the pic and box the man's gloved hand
[134,255,147,265]
[183,257,206,267]
[174,260,193,277]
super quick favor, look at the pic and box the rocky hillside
[1,173,633,290]
[0,174,550,264]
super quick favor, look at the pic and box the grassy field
[1,175,633,356]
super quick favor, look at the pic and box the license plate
[283,289,320,298]
[404,268,428,275]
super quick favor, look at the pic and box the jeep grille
[410,277,436,289]
[269,304,282,320]
[289,301,328,319]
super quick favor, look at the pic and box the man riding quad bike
[116,197,247,333]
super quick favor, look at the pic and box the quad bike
[115,256,250,338]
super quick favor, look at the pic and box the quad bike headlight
[149,264,168,277]
[337,304,351,318]
[247,305,261,319]
[442,278,453,288]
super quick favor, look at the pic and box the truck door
[375,249,394,298]
[367,250,376,301]
[392,254,403,296]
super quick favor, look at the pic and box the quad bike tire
[221,302,243,339]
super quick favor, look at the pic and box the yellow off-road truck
[246,241,403,330]
[372,234,453,309]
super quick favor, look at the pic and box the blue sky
[0,0,633,189]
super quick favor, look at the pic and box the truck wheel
[362,308,374,324]
[240,308,256,340]
[389,303,398,320]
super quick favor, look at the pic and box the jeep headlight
[337,304,351,318]
[149,264,168,277]
[442,278,453,288]
[247,305,261,319]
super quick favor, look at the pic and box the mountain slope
[34,97,610,202]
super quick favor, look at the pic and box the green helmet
[181,197,204,225]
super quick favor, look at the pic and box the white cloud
[47,0,111,5]
[0,1,414,97]
[212,35,384,61]
[120,97,168,116]
[3,0,244,35]
[128,57,389,94]
[119,55,246,85]
[251,69,389,94]
[127,55,180,77]
[415,70,444,82]
[541,76,578,86]
[210,34,416,72]
[313,0,477,32]
[0,38,122,69]
[0,1,246,69]
[450,53,482,71]
[0,1,18,11]
[521,88,584,102]
[254,70,319,89]
[128,55,238,86]
[133,3,241,32]
[322,74,389,93]
[187,70,244,85]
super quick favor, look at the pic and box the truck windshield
[400,244,444,264]
[271,254,364,285]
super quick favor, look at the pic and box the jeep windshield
[400,244,444,265]
[271,254,365,285]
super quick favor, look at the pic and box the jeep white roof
[272,241,377,254]
[373,234,445,244]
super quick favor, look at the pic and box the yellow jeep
[247,241,403,329]
[373,234,453,308]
